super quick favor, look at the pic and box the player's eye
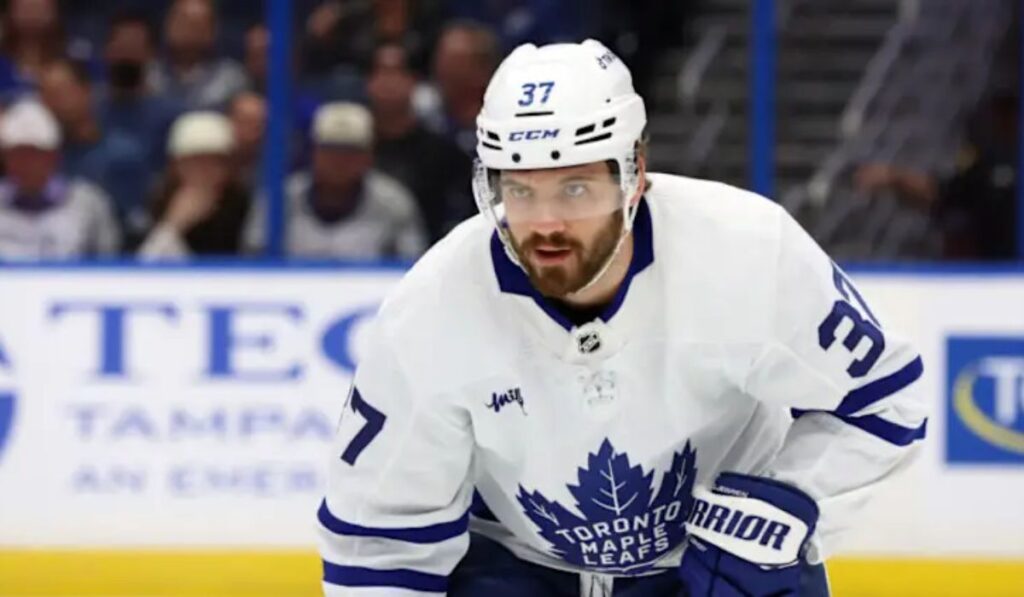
[504,185,533,201]
[563,183,589,199]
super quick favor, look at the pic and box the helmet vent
[574,132,612,146]
[575,123,596,136]
[485,130,501,141]
[482,141,503,151]
[514,111,554,117]
[602,117,617,128]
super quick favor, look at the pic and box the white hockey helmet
[473,39,647,282]
[475,39,645,165]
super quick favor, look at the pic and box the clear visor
[473,159,625,225]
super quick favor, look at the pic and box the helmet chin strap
[564,199,638,299]
[566,161,642,299]
[565,228,627,298]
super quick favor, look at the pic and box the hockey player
[317,39,928,596]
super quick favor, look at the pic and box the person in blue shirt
[38,58,150,239]
[96,11,183,180]
[151,0,247,110]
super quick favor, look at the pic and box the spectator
[368,42,473,242]
[153,0,247,109]
[246,101,427,259]
[299,0,443,98]
[98,11,182,175]
[242,22,319,160]
[415,21,499,155]
[138,111,251,259]
[0,0,92,98]
[302,0,369,77]
[444,0,591,52]
[855,88,1020,260]
[228,90,266,188]
[39,59,150,234]
[298,1,367,103]
[301,0,401,79]
[0,100,119,259]
[242,22,270,93]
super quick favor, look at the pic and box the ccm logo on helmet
[509,129,559,142]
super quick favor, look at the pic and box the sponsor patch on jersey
[946,335,1024,464]
[486,387,527,415]
[517,438,698,574]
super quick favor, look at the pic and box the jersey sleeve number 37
[817,263,885,379]
[339,387,386,465]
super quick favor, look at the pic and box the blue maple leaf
[517,438,699,575]
[652,441,698,506]
[568,439,654,520]
[515,488,585,557]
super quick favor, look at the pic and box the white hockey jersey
[318,173,928,595]
[0,178,120,259]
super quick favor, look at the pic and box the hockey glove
[678,473,819,597]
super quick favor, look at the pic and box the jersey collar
[490,197,654,331]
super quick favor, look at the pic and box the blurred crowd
[0,0,684,261]
[0,0,1015,263]
[852,24,1021,262]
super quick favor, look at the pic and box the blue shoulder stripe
[323,561,446,593]
[792,409,927,446]
[318,499,469,544]
[835,413,927,446]
[834,356,924,417]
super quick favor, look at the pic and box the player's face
[501,162,624,298]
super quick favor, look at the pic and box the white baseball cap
[168,111,235,157]
[0,100,61,150]
[313,102,373,149]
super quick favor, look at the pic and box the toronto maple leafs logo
[517,439,698,574]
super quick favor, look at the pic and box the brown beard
[512,210,624,298]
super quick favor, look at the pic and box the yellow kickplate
[0,551,1022,597]
[0,550,321,597]
[826,558,1024,597]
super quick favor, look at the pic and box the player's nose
[524,198,568,234]
[529,215,567,237]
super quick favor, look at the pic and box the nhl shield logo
[577,331,602,354]
[517,439,698,575]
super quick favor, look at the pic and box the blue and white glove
[679,473,819,597]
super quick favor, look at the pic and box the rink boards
[0,263,1021,597]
